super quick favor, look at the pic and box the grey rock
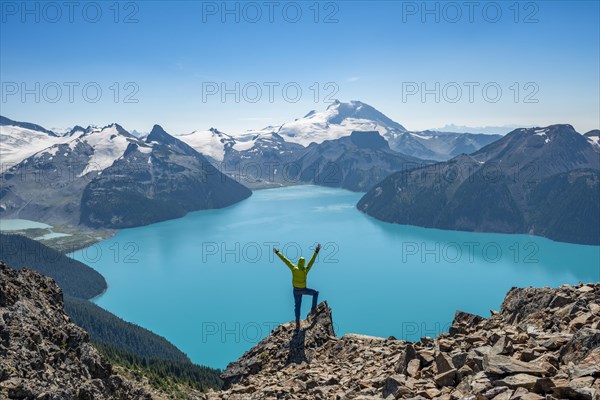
[0,264,152,399]
[484,354,550,376]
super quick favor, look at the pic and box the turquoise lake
[70,185,600,369]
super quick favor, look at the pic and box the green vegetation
[95,343,223,394]
[0,232,224,393]
[41,225,113,253]
[0,233,107,298]
[0,225,113,253]
[64,295,191,363]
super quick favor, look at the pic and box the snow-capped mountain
[220,131,305,187]
[271,100,406,146]
[228,101,501,161]
[80,125,251,228]
[175,128,236,162]
[232,131,303,158]
[76,124,138,174]
[0,116,73,169]
[0,119,251,228]
[175,101,504,162]
[0,117,139,175]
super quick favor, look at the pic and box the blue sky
[1,0,599,135]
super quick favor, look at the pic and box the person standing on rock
[273,244,321,331]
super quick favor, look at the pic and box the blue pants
[293,287,319,323]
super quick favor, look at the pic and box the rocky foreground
[208,283,599,400]
[0,262,152,399]
[1,260,598,400]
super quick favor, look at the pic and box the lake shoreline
[69,186,600,368]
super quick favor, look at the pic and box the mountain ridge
[208,283,600,399]
[0,121,252,229]
[176,101,502,162]
[358,124,600,245]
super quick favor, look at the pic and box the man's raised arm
[306,243,321,272]
[274,248,294,271]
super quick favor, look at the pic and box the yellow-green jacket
[276,250,318,288]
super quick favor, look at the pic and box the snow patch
[176,129,235,161]
[137,145,152,154]
[587,135,600,149]
[78,125,131,176]
[0,125,72,166]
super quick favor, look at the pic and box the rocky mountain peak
[68,125,86,136]
[146,124,171,143]
[108,122,131,137]
[208,284,600,400]
[145,124,197,155]
[221,301,335,388]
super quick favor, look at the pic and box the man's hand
[273,247,279,254]
[316,243,321,253]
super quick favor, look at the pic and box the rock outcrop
[0,262,152,399]
[2,256,598,400]
[208,283,600,400]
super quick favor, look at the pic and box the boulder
[492,374,540,391]
[449,311,485,335]
[221,301,336,387]
[395,344,417,374]
[560,328,600,364]
[435,352,455,374]
[434,369,457,387]
[484,354,550,376]
[382,375,410,398]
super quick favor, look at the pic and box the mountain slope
[220,131,305,188]
[0,263,152,399]
[585,129,600,150]
[287,131,431,191]
[0,233,197,363]
[0,233,107,299]
[80,124,251,228]
[274,100,406,146]
[64,296,193,364]
[215,130,431,191]
[0,119,252,229]
[358,125,600,245]
[389,130,503,161]
[175,128,236,163]
[0,262,223,399]
[212,284,600,399]
[0,124,140,225]
[0,116,72,169]
[228,102,501,161]
[175,102,497,163]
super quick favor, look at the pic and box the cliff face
[0,262,151,400]
[209,284,600,400]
